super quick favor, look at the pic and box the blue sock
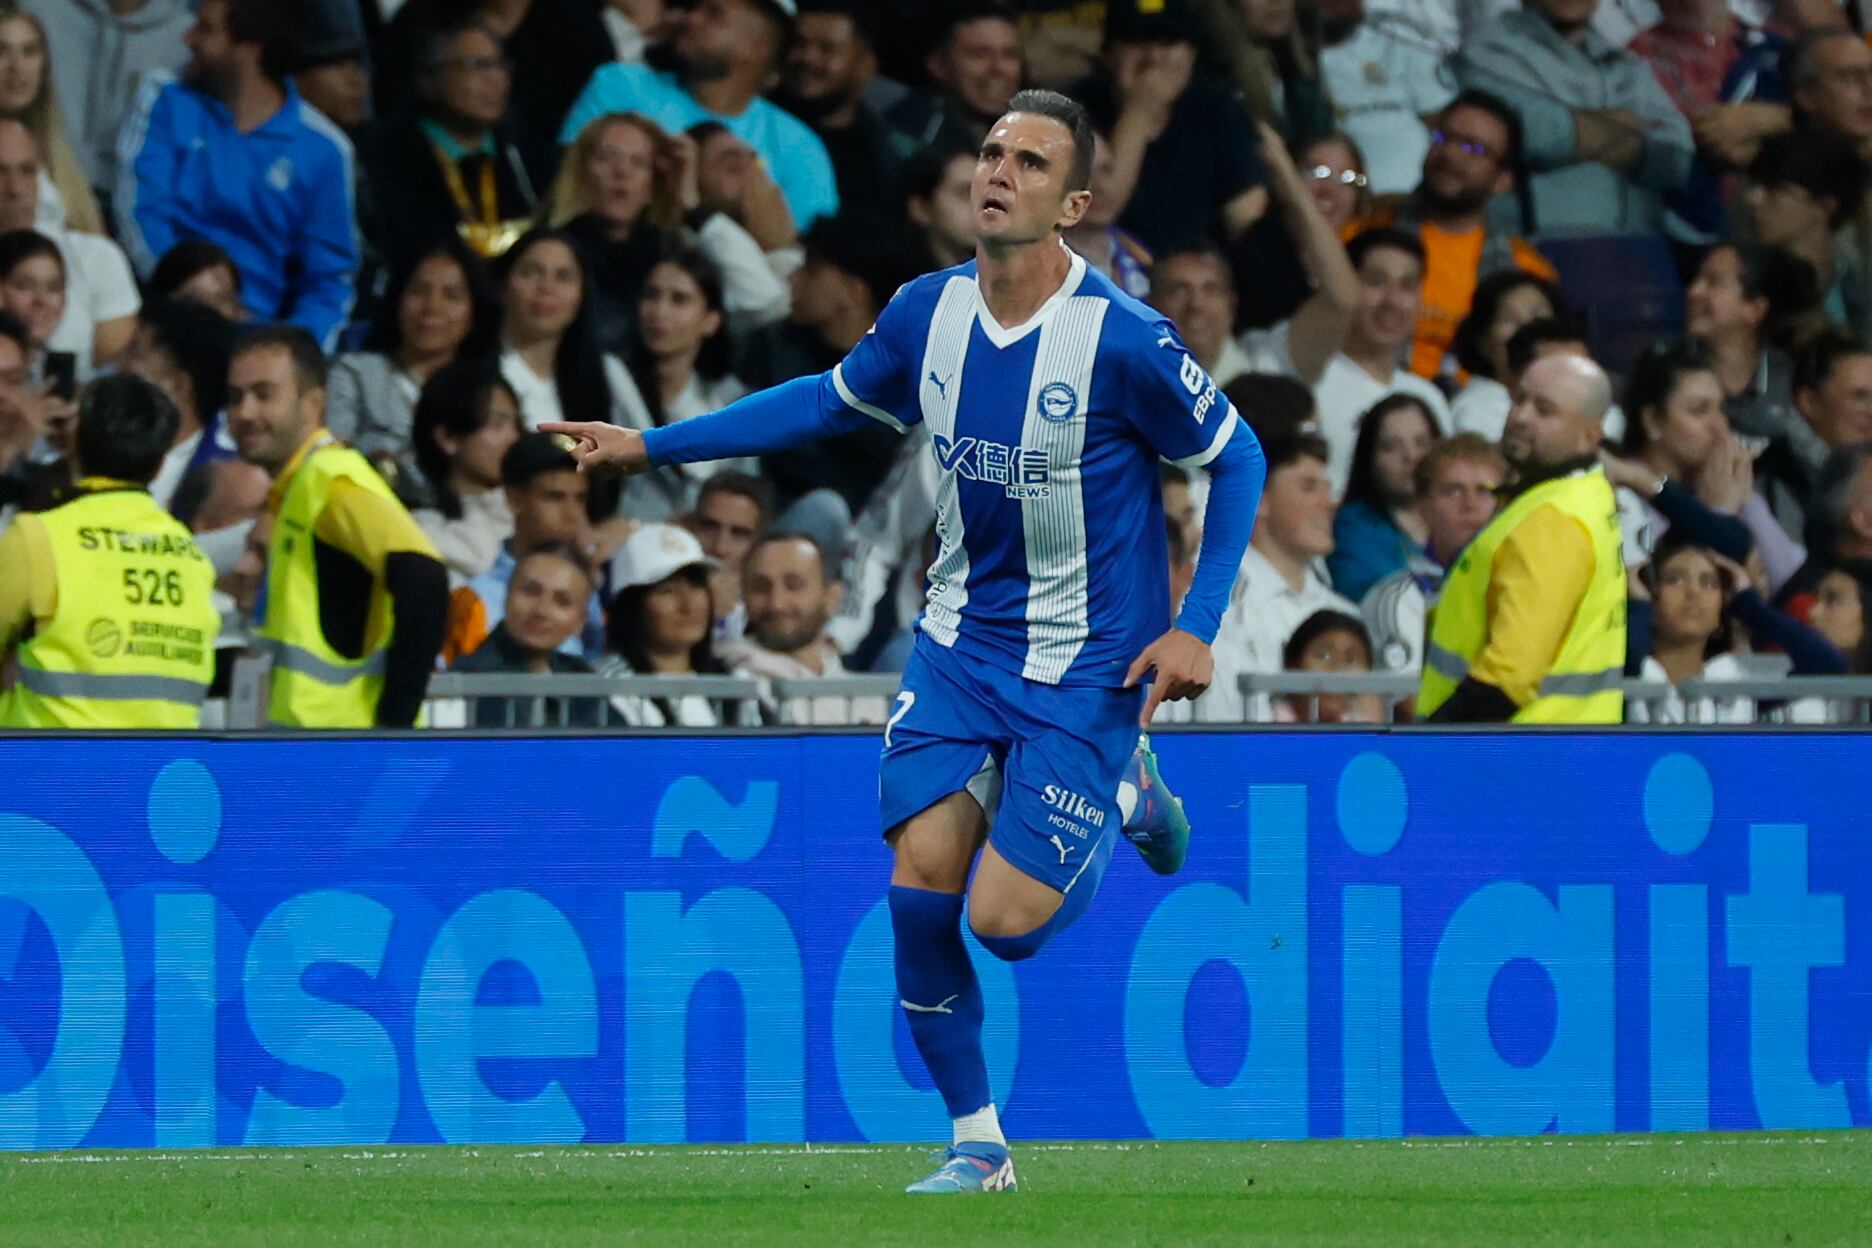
[889,884,990,1119]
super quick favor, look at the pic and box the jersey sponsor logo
[933,433,1051,500]
[1036,381,1078,424]
[1042,783,1107,830]
[1178,353,1219,424]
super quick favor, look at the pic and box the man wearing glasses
[1350,90,1558,383]
[1455,0,1694,236]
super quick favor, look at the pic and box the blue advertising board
[0,731,1866,1149]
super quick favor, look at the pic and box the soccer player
[545,89,1266,1193]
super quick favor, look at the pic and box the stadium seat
[1537,234,1688,381]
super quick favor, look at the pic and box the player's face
[744,538,837,654]
[505,554,592,657]
[1422,456,1501,559]
[973,112,1090,247]
[1351,245,1423,352]
[1150,253,1235,366]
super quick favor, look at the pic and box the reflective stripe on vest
[258,637,389,686]
[1422,641,1620,699]
[18,667,208,705]
[1423,640,1470,683]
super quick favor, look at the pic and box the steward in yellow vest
[226,327,448,728]
[0,375,219,728]
[1420,355,1627,724]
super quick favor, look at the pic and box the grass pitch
[4,1133,1868,1246]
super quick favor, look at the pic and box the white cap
[611,522,717,589]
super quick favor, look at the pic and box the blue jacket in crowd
[116,74,360,351]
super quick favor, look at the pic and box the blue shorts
[879,636,1143,894]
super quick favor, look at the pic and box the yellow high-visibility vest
[1,486,218,729]
[1418,465,1626,724]
[257,436,402,728]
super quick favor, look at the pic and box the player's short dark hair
[697,470,775,521]
[138,297,236,423]
[1505,315,1588,377]
[76,374,182,485]
[802,211,919,312]
[1346,226,1426,272]
[1441,88,1523,168]
[501,431,580,490]
[1260,424,1332,478]
[232,324,328,393]
[1005,88,1095,192]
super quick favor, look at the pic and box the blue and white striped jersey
[831,248,1239,687]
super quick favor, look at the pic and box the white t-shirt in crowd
[1319,22,1457,196]
[1181,544,1359,723]
[500,345,635,430]
[1628,653,1757,724]
[45,225,139,379]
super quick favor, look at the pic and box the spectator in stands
[560,0,839,229]
[823,424,934,671]
[1252,227,1449,494]
[741,212,915,517]
[443,431,603,664]
[409,358,522,582]
[1421,354,1627,724]
[1787,27,1872,151]
[327,240,499,479]
[885,2,1022,154]
[1353,91,1560,384]
[288,4,370,135]
[602,0,668,62]
[229,326,447,728]
[1760,330,1872,539]
[774,0,913,222]
[1743,132,1871,340]
[596,519,746,727]
[0,120,135,376]
[1075,0,1270,254]
[1685,241,1815,440]
[1063,128,1153,299]
[0,229,63,377]
[1163,462,1197,611]
[613,247,753,520]
[117,297,236,513]
[496,228,631,432]
[1328,393,1440,602]
[1316,0,1457,197]
[1448,271,1563,439]
[1299,132,1369,233]
[1628,0,1792,247]
[1607,338,1744,561]
[149,240,245,324]
[1277,608,1385,724]
[1363,433,1505,674]
[379,0,610,173]
[686,119,804,264]
[1152,245,1252,388]
[1807,559,1872,673]
[687,469,771,643]
[370,18,541,273]
[0,7,101,234]
[1224,371,1318,444]
[1626,536,1755,724]
[449,543,606,728]
[0,373,219,729]
[27,0,192,195]
[1197,0,1335,148]
[728,531,887,724]
[903,144,977,271]
[118,0,360,352]
[1456,0,1695,235]
[544,114,788,353]
[172,453,266,535]
[1196,427,1356,722]
[0,306,45,484]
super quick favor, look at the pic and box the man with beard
[559,0,839,228]
[1350,89,1557,383]
[1420,353,1627,724]
[117,0,360,351]
[773,0,914,221]
[727,532,890,725]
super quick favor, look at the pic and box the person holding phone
[0,228,74,459]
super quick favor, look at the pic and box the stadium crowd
[1,0,1871,729]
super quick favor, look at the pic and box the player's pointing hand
[538,422,650,476]
[1124,628,1213,726]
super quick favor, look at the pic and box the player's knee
[967,909,1056,962]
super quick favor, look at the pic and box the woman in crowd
[496,227,630,433]
[543,112,786,352]
[610,248,752,520]
[1328,393,1438,604]
[595,521,751,727]
[1277,608,1385,725]
[1298,132,1369,234]
[327,239,498,476]
[1627,537,1755,724]
[409,358,524,582]
[1808,562,1872,675]
[150,241,246,323]
[0,6,101,235]
[448,543,605,728]
[1448,271,1561,440]
[0,228,61,377]
[1684,242,1817,442]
